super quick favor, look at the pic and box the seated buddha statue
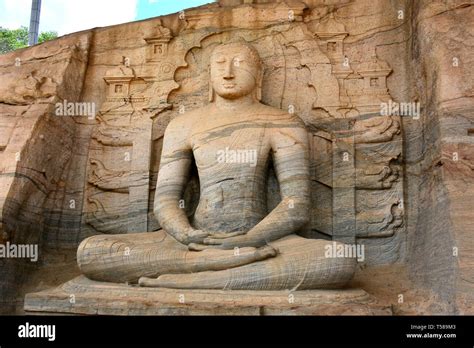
[77,41,357,290]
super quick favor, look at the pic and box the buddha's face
[210,44,261,100]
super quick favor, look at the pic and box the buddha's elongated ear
[208,66,215,102]
[255,68,263,101]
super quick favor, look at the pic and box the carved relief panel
[82,2,404,266]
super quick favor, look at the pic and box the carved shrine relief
[81,6,404,265]
[144,20,173,63]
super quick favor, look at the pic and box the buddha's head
[209,41,263,102]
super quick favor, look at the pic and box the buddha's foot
[139,270,227,289]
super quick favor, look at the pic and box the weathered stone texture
[404,0,474,314]
[24,275,391,315]
[0,33,91,313]
[0,0,471,314]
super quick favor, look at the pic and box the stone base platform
[24,276,391,315]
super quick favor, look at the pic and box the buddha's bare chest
[190,121,271,171]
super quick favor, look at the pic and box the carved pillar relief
[83,22,176,234]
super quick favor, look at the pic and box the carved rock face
[0,0,471,315]
[210,43,261,101]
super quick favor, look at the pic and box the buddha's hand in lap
[176,229,248,247]
[188,232,265,251]
[174,229,209,245]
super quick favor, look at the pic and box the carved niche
[83,2,404,266]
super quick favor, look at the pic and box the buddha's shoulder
[256,103,306,127]
[166,105,211,129]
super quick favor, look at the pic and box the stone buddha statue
[77,41,357,290]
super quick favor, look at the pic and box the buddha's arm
[201,118,311,249]
[154,118,207,245]
[248,121,311,243]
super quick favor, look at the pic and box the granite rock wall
[0,0,472,314]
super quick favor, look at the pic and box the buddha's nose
[223,61,235,79]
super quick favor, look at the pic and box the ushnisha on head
[209,40,263,102]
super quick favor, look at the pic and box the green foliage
[0,26,58,54]
[0,26,28,53]
[38,30,58,43]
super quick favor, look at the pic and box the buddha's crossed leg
[138,235,357,290]
[77,230,277,283]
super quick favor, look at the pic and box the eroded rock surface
[0,0,472,314]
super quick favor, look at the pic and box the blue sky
[136,0,213,21]
[0,0,213,36]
